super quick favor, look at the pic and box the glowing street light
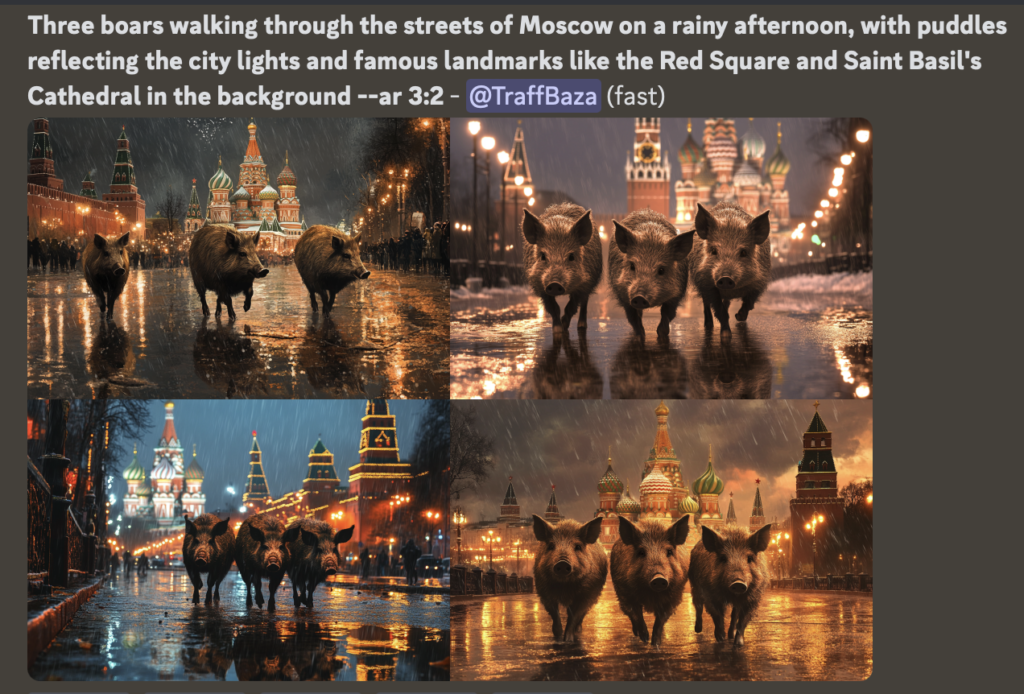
[468,121,481,136]
[855,129,870,143]
[497,150,509,165]
[840,154,853,165]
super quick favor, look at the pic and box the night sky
[110,399,434,513]
[452,117,835,219]
[29,118,381,226]
[454,400,872,528]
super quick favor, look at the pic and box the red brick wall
[28,184,145,243]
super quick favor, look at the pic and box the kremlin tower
[80,171,97,199]
[596,449,625,549]
[501,122,533,261]
[302,437,342,493]
[703,118,739,201]
[242,431,271,506]
[102,126,147,237]
[789,401,845,575]
[499,476,521,523]
[725,492,738,525]
[749,478,766,533]
[544,485,563,523]
[674,119,703,226]
[626,118,672,217]
[185,179,203,234]
[693,446,725,529]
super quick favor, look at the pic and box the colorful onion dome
[741,123,767,162]
[616,485,641,515]
[678,132,704,165]
[694,162,717,188]
[693,454,725,496]
[185,447,204,481]
[639,467,672,496]
[733,159,762,189]
[277,151,296,187]
[680,494,700,515]
[258,184,279,200]
[705,136,738,161]
[208,156,233,191]
[152,456,176,480]
[655,400,670,417]
[136,483,151,497]
[230,185,250,202]
[123,446,144,481]
[766,123,791,176]
[598,464,624,494]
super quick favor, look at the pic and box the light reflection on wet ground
[451,284,871,399]
[30,570,450,681]
[452,585,871,681]
[27,266,450,399]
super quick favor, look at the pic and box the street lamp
[483,529,501,573]
[497,151,509,266]
[468,121,482,278]
[481,136,496,278]
[805,514,825,581]
[453,507,466,566]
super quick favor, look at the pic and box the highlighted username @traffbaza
[466,79,665,113]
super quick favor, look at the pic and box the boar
[182,514,235,605]
[82,232,131,318]
[689,523,772,646]
[286,519,355,608]
[188,225,269,319]
[610,516,691,647]
[608,209,695,339]
[522,203,602,332]
[688,202,772,333]
[294,225,370,314]
[236,513,301,611]
[532,514,608,642]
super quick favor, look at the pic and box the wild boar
[82,232,131,318]
[294,225,370,314]
[286,519,355,608]
[182,514,235,605]
[236,513,300,611]
[188,225,269,319]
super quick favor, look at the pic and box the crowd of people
[365,221,450,276]
[358,539,430,586]
[28,237,81,271]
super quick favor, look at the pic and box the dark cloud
[454,400,872,528]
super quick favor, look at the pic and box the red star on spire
[509,476,513,481]
[755,478,761,485]
[730,491,734,498]
[252,430,257,437]
[192,178,196,184]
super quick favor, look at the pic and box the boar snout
[254,268,270,278]
[650,574,669,592]
[553,559,573,576]
[326,568,337,576]
[716,276,735,290]
[730,580,748,595]
[358,270,371,280]
[545,282,565,296]
[630,295,650,309]
[113,266,126,277]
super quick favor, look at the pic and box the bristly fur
[188,224,269,319]
[294,225,369,315]
[182,513,235,605]
[522,203,603,332]
[689,523,771,646]
[688,201,772,332]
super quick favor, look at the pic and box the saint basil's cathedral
[184,119,307,253]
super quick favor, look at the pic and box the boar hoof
[736,310,748,321]
[656,323,671,337]
[734,633,745,647]
[715,630,727,642]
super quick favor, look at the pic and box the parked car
[150,557,166,569]
[416,555,443,578]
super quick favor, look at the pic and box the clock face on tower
[638,143,658,163]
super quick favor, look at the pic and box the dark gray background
[10,2,1018,691]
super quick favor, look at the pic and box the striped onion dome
[230,186,250,202]
[639,467,672,496]
[705,136,737,161]
[152,456,176,480]
[277,153,296,187]
[766,127,791,176]
[185,449,204,481]
[208,159,233,191]
[136,484,151,497]
[680,494,700,515]
[616,485,641,515]
[678,132,704,165]
[733,159,762,189]
[598,464,624,494]
[123,447,144,481]
[741,126,767,161]
[258,184,279,200]
[693,459,725,496]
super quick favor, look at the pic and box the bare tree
[450,405,495,501]
[153,185,186,246]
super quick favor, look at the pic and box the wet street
[452,585,872,681]
[27,265,450,399]
[450,274,872,399]
[30,570,450,681]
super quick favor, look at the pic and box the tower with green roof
[101,125,146,238]
[80,171,97,199]
[185,178,203,234]
[303,437,341,493]
[596,447,624,550]
[28,118,64,190]
[693,445,725,528]
[242,431,271,506]
[207,155,233,224]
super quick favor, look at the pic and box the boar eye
[709,247,718,256]
[567,253,575,262]
[540,251,547,262]
[238,252,247,258]
[637,548,646,558]
[342,253,352,260]
[629,262,636,272]
[547,542,555,551]
[739,249,749,258]
[657,266,665,276]
[574,543,583,552]
[747,554,756,563]
[666,547,674,557]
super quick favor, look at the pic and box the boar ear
[351,230,363,245]
[224,230,240,249]
[331,236,343,251]
[522,209,545,245]
[184,517,196,536]
[668,230,695,260]
[252,230,261,247]
[694,204,717,240]
[248,524,266,543]
[532,514,555,542]
[118,232,131,247]
[701,524,726,554]
[613,220,635,254]
[748,210,771,245]
[211,519,230,538]
[301,528,319,547]
[281,526,301,544]
[334,525,355,545]
[667,515,691,546]
[93,234,107,249]
[578,517,603,545]
[748,523,772,553]
[571,209,594,246]
[618,516,639,546]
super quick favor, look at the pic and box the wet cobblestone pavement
[30,570,450,681]
[451,283,872,400]
[27,265,450,399]
[452,586,871,681]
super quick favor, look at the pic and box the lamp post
[454,507,465,566]
[481,136,495,281]
[468,121,481,278]
[483,529,500,573]
[805,514,824,580]
[497,151,509,270]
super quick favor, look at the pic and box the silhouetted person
[359,547,371,579]
[400,539,422,586]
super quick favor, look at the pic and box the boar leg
[106,290,117,318]
[244,580,254,608]
[541,597,564,641]
[308,289,319,313]
[728,606,739,640]
[577,295,590,330]
[267,574,282,611]
[91,286,107,314]
[243,287,253,312]
[292,579,302,607]
[707,293,731,332]
[734,605,753,646]
[304,578,317,608]
[560,295,579,331]
[651,611,669,648]
[327,290,338,311]
[187,569,203,604]
[736,293,759,322]
[706,602,728,642]
[702,296,714,330]
[541,295,562,332]
[562,605,577,642]
[319,291,332,315]
[253,578,265,607]
[657,301,679,337]
[623,305,646,339]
